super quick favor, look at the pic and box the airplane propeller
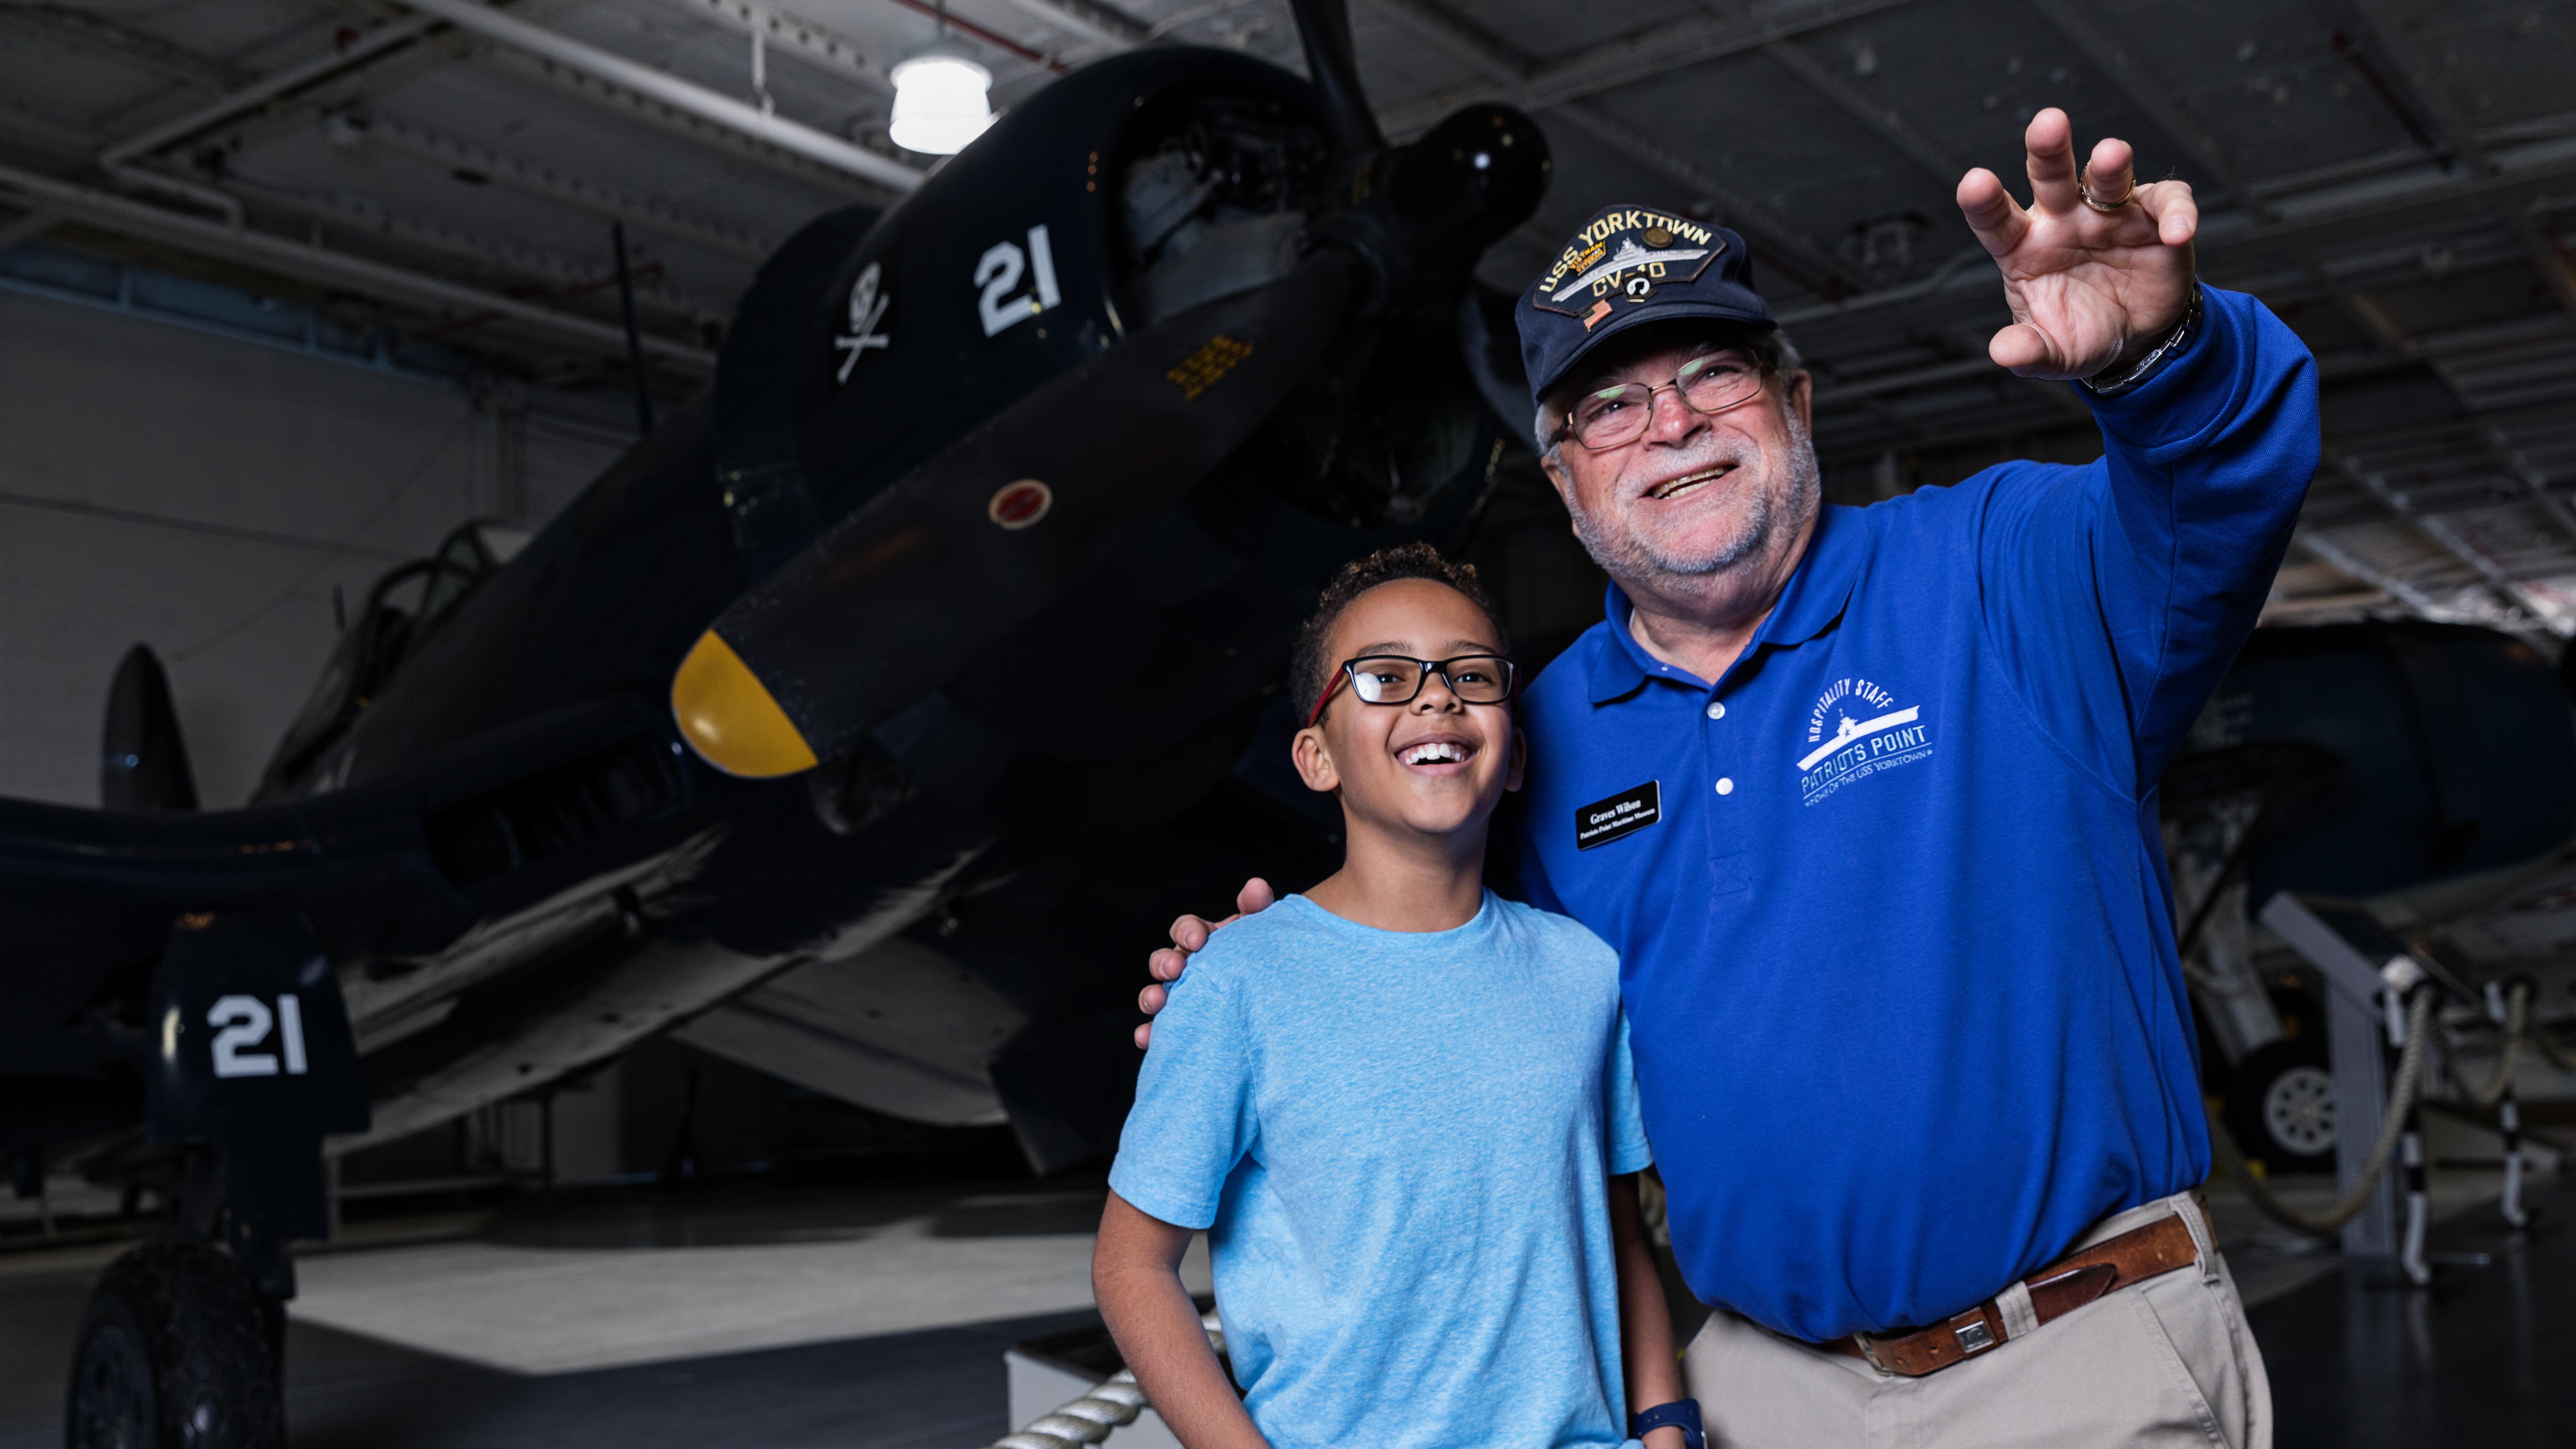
[673,0,1547,778]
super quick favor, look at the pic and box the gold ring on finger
[2077,162,2136,212]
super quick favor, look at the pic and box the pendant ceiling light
[888,37,994,155]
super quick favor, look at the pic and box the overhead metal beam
[2020,0,2254,201]
[232,181,719,324]
[0,161,717,372]
[362,116,775,261]
[390,0,923,193]
[2483,422,2576,544]
[2345,0,2576,325]
[99,17,441,170]
[81,13,451,229]
[1757,39,1961,186]
[492,47,889,196]
[1004,0,1153,50]
[0,4,253,90]
[1775,244,1987,327]
[1375,0,1918,135]
[1365,0,1868,295]
[2334,454,2569,633]
[1807,356,1994,403]
[2293,532,2495,626]
[1776,139,2576,330]
[2029,2,2576,469]
[664,0,893,94]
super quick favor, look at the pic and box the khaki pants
[1681,1195,2272,1449]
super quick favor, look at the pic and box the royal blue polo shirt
[1516,284,2319,1343]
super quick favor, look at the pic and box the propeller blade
[672,250,1366,778]
[1288,0,1383,157]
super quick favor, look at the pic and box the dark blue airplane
[10,3,1549,1442]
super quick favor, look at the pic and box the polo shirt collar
[1583,504,1865,706]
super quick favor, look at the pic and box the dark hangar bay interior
[4,2,2576,1447]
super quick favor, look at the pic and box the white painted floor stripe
[288,1213,1209,1375]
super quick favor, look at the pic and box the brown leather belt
[1823,1203,2206,1377]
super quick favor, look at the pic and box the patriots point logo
[1798,677,1933,806]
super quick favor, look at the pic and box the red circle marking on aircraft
[989,479,1053,529]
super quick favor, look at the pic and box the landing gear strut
[64,910,367,1448]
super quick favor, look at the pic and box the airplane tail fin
[102,643,199,811]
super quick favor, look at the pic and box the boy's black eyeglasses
[1306,655,1518,728]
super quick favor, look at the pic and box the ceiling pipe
[98,17,440,170]
[0,160,717,372]
[92,15,445,228]
[389,0,924,193]
[1003,0,1150,51]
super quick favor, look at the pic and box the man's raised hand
[1135,877,1277,1049]
[1956,108,2197,382]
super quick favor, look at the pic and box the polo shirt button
[1716,778,1735,795]
[1705,701,1726,720]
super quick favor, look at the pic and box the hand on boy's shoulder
[1136,877,1277,1049]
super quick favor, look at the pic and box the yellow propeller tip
[671,631,820,778]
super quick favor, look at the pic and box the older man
[1144,109,2315,1447]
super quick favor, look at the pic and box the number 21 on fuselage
[977,225,1062,337]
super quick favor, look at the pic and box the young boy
[1092,545,1694,1449]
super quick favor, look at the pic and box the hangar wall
[0,279,630,807]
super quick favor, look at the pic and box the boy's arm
[1609,1174,1690,1449]
[1094,1191,1269,1449]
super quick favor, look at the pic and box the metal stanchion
[2482,980,2530,1229]
[2258,894,2459,1257]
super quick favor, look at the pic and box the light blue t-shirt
[1108,891,1652,1449]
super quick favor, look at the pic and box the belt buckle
[1949,1308,1997,1355]
[1853,1334,1894,1373]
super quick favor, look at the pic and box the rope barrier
[2460,982,2531,1110]
[986,1311,1226,1449]
[2525,1007,2576,1076]
[2208,991,2432,1236]
[2437,978,2576,1100]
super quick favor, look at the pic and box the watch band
[1630,1398,1704,1449]
[2080,286,2204,400]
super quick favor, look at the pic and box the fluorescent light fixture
[889,44,995,155]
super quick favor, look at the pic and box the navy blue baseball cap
[1516,204,1774,413]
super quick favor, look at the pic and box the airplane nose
[671,631,820,778]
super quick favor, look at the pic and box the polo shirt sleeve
[1107,965,1256,1231]
[1971,284,2320,795]
[1605,1011,1653,1176]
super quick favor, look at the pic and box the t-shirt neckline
[1281,889,1499,946]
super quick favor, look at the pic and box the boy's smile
[1395,732,1477,773]
[1294,579,1524,843]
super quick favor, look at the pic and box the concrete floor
[1,1168,2566,1447]
[2251,1177,2576,1449]
[2,1176,1201,1449]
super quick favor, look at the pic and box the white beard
[1567,405,1823,596]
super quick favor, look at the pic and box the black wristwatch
[1630,1398,1704,1449]
[2080,285,2204,400]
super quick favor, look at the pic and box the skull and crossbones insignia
[832,262,891,383]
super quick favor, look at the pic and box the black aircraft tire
[2226,1037,2338,1175]
[64,1242,284,1449]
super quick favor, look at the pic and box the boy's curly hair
[1289,544,1510,727]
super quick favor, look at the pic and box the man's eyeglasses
[1555,349,1770,451]
[1306,654,1518,728]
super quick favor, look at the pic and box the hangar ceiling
[3,0,2573,640]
